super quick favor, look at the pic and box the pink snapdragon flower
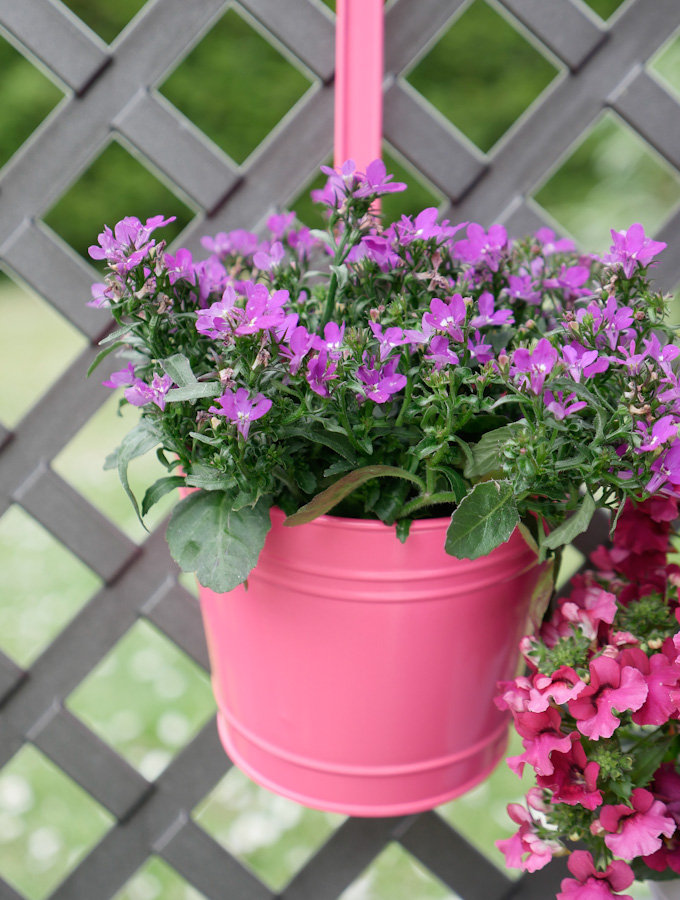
[506,707,572,777]
[557,850,634,900]
[536,734,602,810]
[598,788,675,859]
[496,803,561,872]
[567,656,647,740]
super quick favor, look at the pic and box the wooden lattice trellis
[0,1,679,898]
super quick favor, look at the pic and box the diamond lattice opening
[291,146,443,229]
[51,392,179,543]
[42,139,194,265]
[581,0,627,21]
[651,31,680,97]
[0,744,113,900]
[60,0,149,44]
[0,272,87,428]
[338,842,460,900]
[405,0,560,154]
[435,731,535,878]
[0,506,101,667]
[533,112,680,253]
[193,766,345,892]
[113,855,207,900]
[0,34,63,172]
[66,619,215,780]
[159,8,313,166]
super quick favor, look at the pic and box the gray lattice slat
[609,65,680,171]
[498,0,606,72]
[0,221,108,340]
[239,0,336,82]
[155,816,273,900]
[142,581,210,671]
[656,208,680,290]
[0,653,25,709]
[384,81,487,201]
[1,0,678,898]
[114,90,240,213]
[398,811,511,900]
[0,424,11,454]
[14,464,139,583]
[0,877,28,900]
[0,0,110,94]
[280,817,407,900]
[27,704,153,820]
[385,0,467,76]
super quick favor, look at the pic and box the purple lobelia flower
[423,294,467,342]
[470,291,515,328]
[164,248,195,285]
[125,374,174,411]
[635,415,678,454]
[453,223,508,272]
[647,441,680,494]
[543,390,587,421]
[306,350,338,397]
[279,325,315,375]
[613,340,648,375]
[355,355,407,403]
[561,342,608,382]
[543,264,591,303]
[576,297,634,350]
[352,159,407,198]
[506,271,542,306]
[102,363,137,389]
[468,330,494,364]
[512,338,558,395]
[253,241,285,271]
[196,285,242,339]
[369,322,410,361]
[266,212,296,240]
[534,227,575,256]
[393,207,442,245]
[643,334,680,376]
[235,283,288,335]
[601,223,667,278]
[201,229,261,259]
[89,215,175,272]
[313,322,346,359]
[209,387,272,440]
[424,335,460,370]
[89,281,115,308]
[360,235,402,272]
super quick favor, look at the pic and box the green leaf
[396,518,412,543]
[445,480,519,560]
[431,465,467,502]
[99,323,136,344]
[160,353,197,387]
[527,558,555,632]
[165,383,222,402]
[185,466,236,491]
[166,490,271,592]
[189,431,221,446]
[543,492,596,551]
[141,475,185,516]
[86,342,123,377]
[279,425,359,464]
[330,264,349,289]
[295,469,317,495]
[629,736,673,788]
[284,465,426,526]
[113,420,161,526]
[464,425,521,479]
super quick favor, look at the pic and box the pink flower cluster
[497,498,680,897]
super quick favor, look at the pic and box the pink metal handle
[334,0,384,171]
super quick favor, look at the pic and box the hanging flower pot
[197,507,544,815]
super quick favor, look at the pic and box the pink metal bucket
[197,507,542,816]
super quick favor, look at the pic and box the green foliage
[445,480,519,559]
[166,490,271,592]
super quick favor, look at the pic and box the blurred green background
[1,0,680,897]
